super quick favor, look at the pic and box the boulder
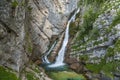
[65,57,78,64]
[65,57,85,73]
[70,62,84,73]
[35,60,42,65]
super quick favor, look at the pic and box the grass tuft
[0,66,19,80]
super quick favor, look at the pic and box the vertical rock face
[0,0,78,72]
[0,0,28,72]
[29,0,78,60]
[71,0,120,60]
[69,0,120,79]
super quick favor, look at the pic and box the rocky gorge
[0,0,120,80]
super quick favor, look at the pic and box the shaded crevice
[33,0,46,17]
[38,26,50,40]
[0,19,18,36]
[31,20,50,40]
[72,45,109,55]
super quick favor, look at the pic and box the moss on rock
[48,71,86,80]
[0,66,19,80]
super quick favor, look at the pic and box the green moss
[11,0,18,8]
[86,57,120,79]
[26,72,35,80]
[48,71,86,80]
[105,38,120,58]
[114,38,120,52]
[25,69,39,80]
[111,11,120,27]
[86,40,120,75]
[27,6,32,12]
[102,62,115,79]
[79,55,89,61]
[28,46,33,53]
[86,63,102,73]
[78,0,108,7]
[90,27,99,40]
[25,31,33,54]
[58,12,63,14]
[69,22,79,37]
[21,0,25,6]
[32,65,40,73]
[105,47,114,57]
[72,6,99,50]
[0,66,19,80]
[73,0,120,79]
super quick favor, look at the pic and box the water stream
[48,9,80,67]
[42,41,57,63]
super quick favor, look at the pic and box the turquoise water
[41,63,69,71]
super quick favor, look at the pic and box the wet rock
[114,73,120,77]
[65,57,85,73]
[70,0,120,63]
[65,57,78,64]
[34,60,42,65]
[0,24,7,40]
[48,33,64,62]
[70,62,81,72]
[0,0,28,72]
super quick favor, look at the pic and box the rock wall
[0,0,28,72]
[0,0,78,72]
[71,0,120,61]
[69,0,120,79]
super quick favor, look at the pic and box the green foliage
[105,38,120,58]
[27,6,33,12]
[90,27,100,40]
[25,31,33,54]
[102,62,115,79]
[21,0,25,6]
[11,0,18,8]
[0,66,19,80]
[28,46,32,53]
[111,11,120,27]
[48,71,86,80]
[74,0,120,79]
[69,22,79,37]
[78,0,108,6]
[79,7,99,38]
[26,72,35,80]
[86,38,120,77]
[105,47,114,57]
[114,38,120,52]
[72,7,99,51]
[83,37,120,77]
[79,55,89,61]
[31,65,40,73]
[86,60,117,78]
[86,63,102,73]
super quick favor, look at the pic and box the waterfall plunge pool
[41,8,80,71]
[40,63,69,71]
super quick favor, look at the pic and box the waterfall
[48,8,80,67]
[42,41,57,63]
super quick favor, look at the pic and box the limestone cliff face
[0,0,78,72]
[71,0,120,61]
[69,0,120,79]
[29,0,78,61]
[0,0,28,72]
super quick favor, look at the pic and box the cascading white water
[42,41,57,63]
[48,9,80,67]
